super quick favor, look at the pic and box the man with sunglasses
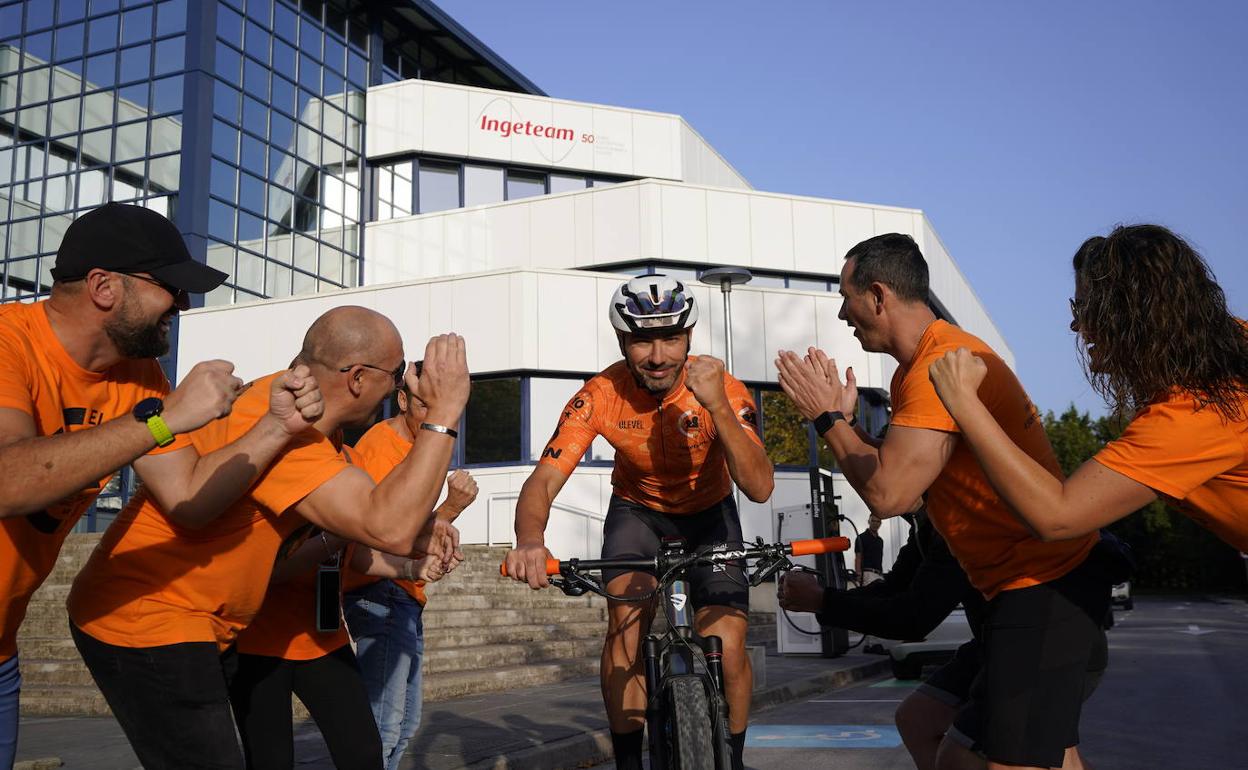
[503,275,774,770]
[67,307,470,769]
[0,202,328,766]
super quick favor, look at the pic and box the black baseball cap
[50,202,228,293]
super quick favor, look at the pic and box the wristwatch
[813,410,857,435]
[133,397,175,447]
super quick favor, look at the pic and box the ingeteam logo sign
[475,96,599,164]
[479,115,575,142]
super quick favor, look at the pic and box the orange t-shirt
[890,320,1097,599]
[341,420,427,605]
[67,371,352,651]
[538,358,763,515]
[234,551,350,660]
[1095,390,1248,550]
[0,301,184,661]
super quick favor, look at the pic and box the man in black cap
[0,203,325,765]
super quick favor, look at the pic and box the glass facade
[1,0,542,306]
[1,0,187,300]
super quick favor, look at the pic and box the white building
[175,78,1010,572]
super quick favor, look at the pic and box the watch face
[133,397,164,421]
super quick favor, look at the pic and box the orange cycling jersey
[538,357,762,514]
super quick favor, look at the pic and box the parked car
[1111,580,1133,611]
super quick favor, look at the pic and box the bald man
[67,307,470,770]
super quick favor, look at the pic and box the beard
[629,359,684,395]
[104,292,171,359]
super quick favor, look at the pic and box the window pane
[761,390,808,466]
[55,24,85,62]
[788,277,830,292]
[153,36,183,76]
[463,164,502,208]
[118,43,150,84]
[464,378,521,464]
[417,162,458,214]
[156,0,187,38]
[506,170,543,201]
[85,51,116,89]
[549,174,586,194]
[120,6,152,47]
[88,16,119,54]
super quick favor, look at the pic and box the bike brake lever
[750,556,789,587]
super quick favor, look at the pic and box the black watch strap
[813,410,846,435]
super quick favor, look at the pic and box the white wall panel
[872,208,917,240]
[421,85,469,158]
[659,184,707,262]
[528,194,577,269]
[832,205,875,272]
[590,107,634,176]
[591,184,642,262]
[705,190,752,267]
[551,100,595,170]
[632,111,677,179]
[792,199,837,275]
[529,377,585,459]
[726,288,766,381]
[466,89,514,161]
[762,292,818,380]
[489,203,531,269]
[508,94,556,168]
[537,272,599,371]
[749,196,794,272]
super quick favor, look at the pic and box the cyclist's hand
[778,571,825,613]
[504,542,555,590]
[686,355,728,412]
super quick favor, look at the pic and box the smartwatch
[133,397,175,447]
[813,410,857,435]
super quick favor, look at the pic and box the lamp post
[699,267,753,374]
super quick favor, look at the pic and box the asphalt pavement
[591,595,1248,769]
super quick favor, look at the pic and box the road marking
[746,724,902,748]
[809,699,905,703]
[869,678,920,688]
[1176,624,1216,636]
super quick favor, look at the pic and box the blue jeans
[0,655,20,769]
[344,580,425,770]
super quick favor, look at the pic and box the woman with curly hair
[928,224,1248,549]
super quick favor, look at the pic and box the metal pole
[722,281,734,374]
[699,267,752,376]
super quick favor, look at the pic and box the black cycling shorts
[916,638,980,708]
[951,551,1111,767]
[600,494,749,613]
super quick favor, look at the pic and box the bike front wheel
[667,676,716,770]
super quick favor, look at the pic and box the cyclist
[503,275,774,770]
[929,224,1248,554]
[777,234,1111,770]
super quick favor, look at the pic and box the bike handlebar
[498,536,849,577]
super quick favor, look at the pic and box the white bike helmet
[609,274,698,334]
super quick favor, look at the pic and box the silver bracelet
[420,422,459,439]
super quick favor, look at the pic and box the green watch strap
[145,414,175,447]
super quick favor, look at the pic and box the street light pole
[699,267,753,374]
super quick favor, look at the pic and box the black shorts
[601,494,749,613]
[916,639,980,708]
[951,551,1111,767]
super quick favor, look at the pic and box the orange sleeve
[1094,399,1244,500]
[887,350,958,433]
[718,374,763,445]
[249,431,352,515]
[536,384,600,476]
[0,329,34,414]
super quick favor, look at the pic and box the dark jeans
[71,623,243,770]
[229,644,383,770]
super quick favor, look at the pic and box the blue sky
[441,0,1248,416]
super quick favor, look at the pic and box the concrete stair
[16,538,777,717]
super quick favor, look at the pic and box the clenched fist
[440,470,478,520]
[686,355,728,412]
[163,360,244,435]
[777,571,825,614]
[268,364,323,435]
[928,347,988,416]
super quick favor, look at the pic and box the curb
[462,657,892,770]
[15,759,63,770]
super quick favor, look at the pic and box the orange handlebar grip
[789,537,851,556]
[499,558,563,577]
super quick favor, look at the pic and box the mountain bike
[501,534,849,770]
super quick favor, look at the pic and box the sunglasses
[339,360,406,389]
[122,272,190,308]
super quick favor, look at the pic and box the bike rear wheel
[667,676,716,770]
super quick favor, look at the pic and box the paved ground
[14,645,891,769]
[588,596,1248,769]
